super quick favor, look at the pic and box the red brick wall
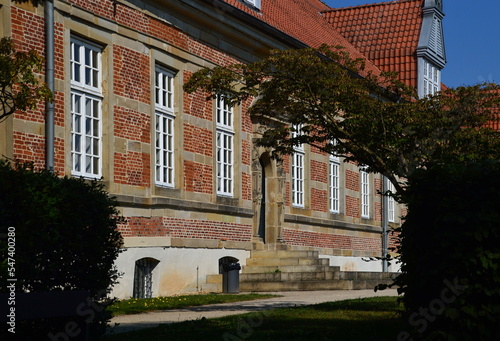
[345,169,359,192]
[183,124,213,157]
[311,188,328,212]
[183,161,213,194]
[113,45,150,103]
[114,151,151,187]
[114,106,151,143]
[283,228,381,253]
[6,0,393,253]
[167,217,252,242]
[310,160,326,182]
[346,195,360,218]
[119,216,252,242]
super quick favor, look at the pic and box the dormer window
[243,0,261,10]
[421,59,441,96]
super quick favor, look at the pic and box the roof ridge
[322,0,421,12]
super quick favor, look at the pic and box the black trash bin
[222,262,241,293]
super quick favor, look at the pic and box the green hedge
[394,161,500,340]
[0,160,123,339]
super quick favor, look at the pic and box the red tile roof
[322,0,423,88]
[222,0,382,76]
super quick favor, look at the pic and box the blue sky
[322,0,500,88]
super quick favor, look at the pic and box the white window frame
[422,59,441,96]
[216,95,234,197]
[360,168,370,219]
[70,37,102,179]
[291,125,305,208]
[155,66,176,187]
[329,156,340,214]
[387,181,395,223]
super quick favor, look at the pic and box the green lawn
[103,296,405,341]
[108,293,280,316]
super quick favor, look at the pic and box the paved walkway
[107,289,399,335]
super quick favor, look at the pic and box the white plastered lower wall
[111,247,250,300]
[319,255,401,273]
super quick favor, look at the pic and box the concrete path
[107,289,399,335]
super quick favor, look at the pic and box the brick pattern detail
[389,229,400,252]
[68,0,115,19]
[183,124,213,157]
[345,169,360,191]
[242,140,251,166]
[283,228,381,253]
[13,132,44,169]
[311,188,328,212]
[310,160,327,182]
[119,216,166,237]
[183,71,213,120]
[118,216,252,242]
[167,217,252,242]
[114,151,151,187]
[183,160,213,194]
[113,45,150,103]
[375,202,382,222]
[114,106,151,143]
[11,7,45,55]
[242,172,252,201]
[346,195,360,218]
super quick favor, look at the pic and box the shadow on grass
[103,297,405,341]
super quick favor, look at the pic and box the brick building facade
[0,0,444,298]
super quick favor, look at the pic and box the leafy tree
[0,37,52,122]
[185,45,500,339]
[0,160,123,339]
[184,45,500,193]
[394,161,500,340]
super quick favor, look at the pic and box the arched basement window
[133,258,159,299]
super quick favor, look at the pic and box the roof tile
[221,0,382,76]
[323,0,423,86]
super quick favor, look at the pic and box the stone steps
[201,274,222,293]
[239,279,387,291]
[202,248,395,293]
[239,249,394,292]
[241,264,339,274]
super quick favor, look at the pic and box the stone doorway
[252,148,285,247]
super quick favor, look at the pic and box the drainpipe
[45,0,55,172]
[382,175,389,272]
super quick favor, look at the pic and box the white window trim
[387,182,395,223]
[360,168,370,219]
[70,36,103,179]
[329,156,340,214]
[421,59,441,97]
[216,95,234,197]
[291,124,305,208]
[155,66,176,188]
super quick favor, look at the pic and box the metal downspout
[382,176,389,272]
[45,0,55,172]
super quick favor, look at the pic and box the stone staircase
[202,249,396,292]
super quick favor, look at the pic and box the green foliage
[0,160,123,338]
[184,45,500,193]
[0,37,53,121]
[393,161,500,340]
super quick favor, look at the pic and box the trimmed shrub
[0,160,123,339]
